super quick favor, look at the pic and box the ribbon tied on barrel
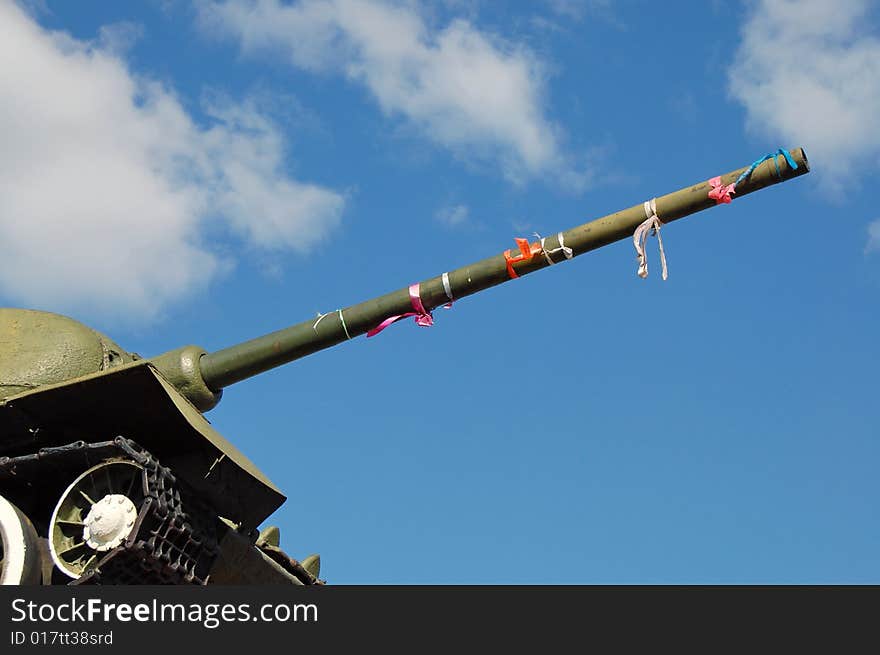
[366,283,434,337]
[708,148,799,205]
[633,198,667,280]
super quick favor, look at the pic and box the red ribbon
[366,283,434,337]
[708,176,736,204]
[503,238,543,279]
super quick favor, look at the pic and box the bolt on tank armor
[0,149,809,584]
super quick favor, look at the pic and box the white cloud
[435,203,469,227]
[200,0,576,184]
[545,0,611,21]
[868,221,880,252]
[728,0,880,190]
[0,2,344,320]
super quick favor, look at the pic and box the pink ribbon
[708,176,736,204]
[366,283,434,337]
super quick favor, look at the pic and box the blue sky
[2,0,878,583]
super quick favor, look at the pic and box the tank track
[1,437,219,585]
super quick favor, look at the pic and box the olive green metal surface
[199,147,809,391]
[0,308,135,401]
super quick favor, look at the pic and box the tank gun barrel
[162,148,810,405]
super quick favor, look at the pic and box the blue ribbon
[734,148,798,187]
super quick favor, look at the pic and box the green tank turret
[0,148,810,585]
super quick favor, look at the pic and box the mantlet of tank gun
[0,308,138,401]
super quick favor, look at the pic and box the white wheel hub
[82,494,137,552]
[49,460,144,579]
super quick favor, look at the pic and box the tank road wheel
[0,495,43,585]
[49,460,145,579]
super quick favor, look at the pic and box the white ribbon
[338,309,352,339]
[313,309,352,339]
[633,198,667,280]
[536,232,574,266]
[441,272,454,302]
